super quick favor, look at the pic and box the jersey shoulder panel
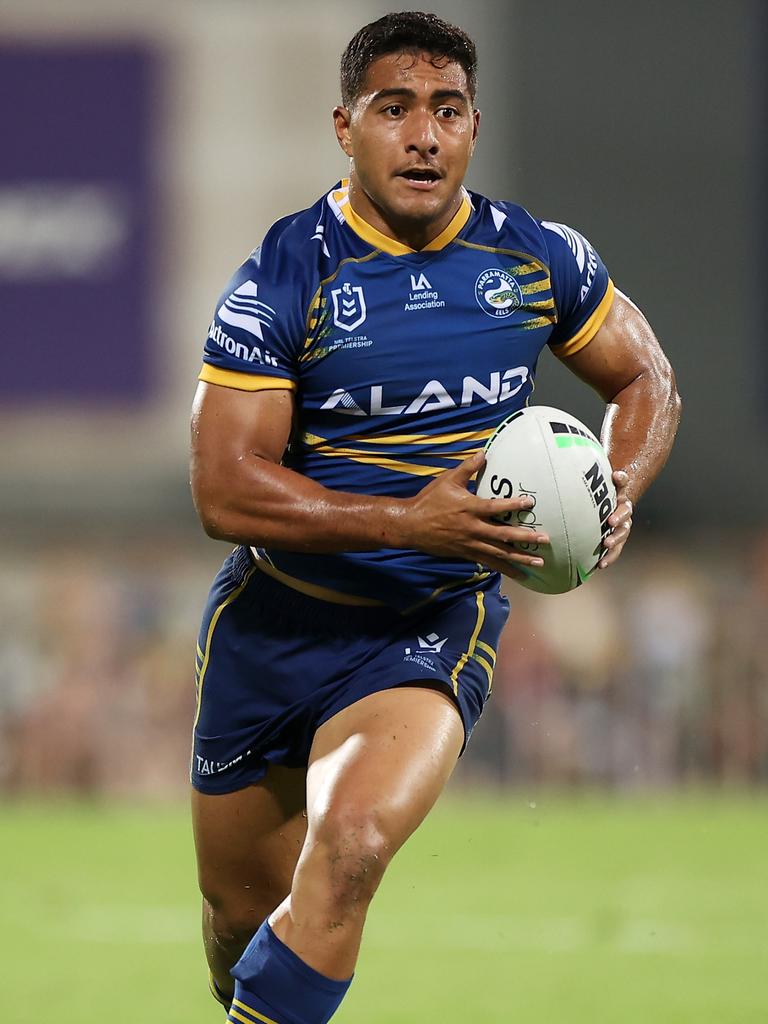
[463,193,551,263]
[536,217,612,355]
[464,194,613,356]
[200,196,331,389]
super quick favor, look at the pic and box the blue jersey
[199,180,614,611]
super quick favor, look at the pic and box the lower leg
[229,688,462,1023]
[192,767,307,1002]
[273,687,464,978]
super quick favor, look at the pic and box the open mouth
[398,167,442,189]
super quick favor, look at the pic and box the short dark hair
[340,11,478,107]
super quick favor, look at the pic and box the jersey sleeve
[540,220,615,357]
[199,230,308,392]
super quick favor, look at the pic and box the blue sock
[228,920,352,1024]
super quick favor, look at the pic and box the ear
[333,105,353,157]
[469,108,481,156]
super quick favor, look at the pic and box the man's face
[334,52,479,229]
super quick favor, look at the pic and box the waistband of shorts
[230,545,402,634]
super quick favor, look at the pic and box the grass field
[1,791,766,1023]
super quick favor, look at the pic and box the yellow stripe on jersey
[301,428,494,454]
[230,1000,280,1024]
[520,278,551,295]
[334,178,472,256]
[252,553,386,606]
[552,279,616,358]
[193,566,257,729]
[198,365,296,392]
[450,591,486,695]
[308,445,451,477]
[341,426,496,448]
[523,297,556,311]
[454,238,549,274]
[521,315,557,331]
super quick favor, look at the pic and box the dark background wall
[504,0,764,528]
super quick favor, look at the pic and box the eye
[384,104,404,117]
[436,106,460,120]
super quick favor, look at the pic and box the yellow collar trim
[334,179,472,256]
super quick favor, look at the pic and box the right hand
[398,450,549,580]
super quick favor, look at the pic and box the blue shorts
[191,546,509,794]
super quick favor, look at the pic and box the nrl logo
[331,282,367,332]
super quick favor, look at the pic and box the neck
[347,176,463,252]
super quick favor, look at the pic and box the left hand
[599,470,633,569]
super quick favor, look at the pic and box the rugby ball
[476,406,617,594]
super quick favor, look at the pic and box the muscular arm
[561,289,682,564]
[190,381,548,576]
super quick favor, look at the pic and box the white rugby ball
[476,406,617,594]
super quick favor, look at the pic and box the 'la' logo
[410,272,432,290]
[331,282,367,332]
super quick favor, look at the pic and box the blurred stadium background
[1,1,766,1022]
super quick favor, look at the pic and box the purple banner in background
[0,45,157,404]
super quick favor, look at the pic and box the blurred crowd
[1,531,766,797]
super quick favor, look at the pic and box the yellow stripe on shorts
[193,566,256,729]
[449,591,486,695]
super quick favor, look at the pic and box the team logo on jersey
[331,282,367,332]
[475,269,522,319]
[217,280,276,341]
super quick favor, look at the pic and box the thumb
[453,449,486,483]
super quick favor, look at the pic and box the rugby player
[190,12,681,1022]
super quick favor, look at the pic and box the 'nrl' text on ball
[320,366,529,417]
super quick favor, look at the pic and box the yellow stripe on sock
[231,998,280,1024]
[449,591,486,695]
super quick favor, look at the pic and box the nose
[405,110,439,157]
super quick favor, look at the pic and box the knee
[309,805,393,910]
[201,886,273,951]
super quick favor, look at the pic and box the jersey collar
[329,178,472,256]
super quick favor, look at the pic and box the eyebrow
[370,87,469,105]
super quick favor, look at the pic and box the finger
[453,449,486,483]
[470,545,540,580]
[603,521,631,549]
[599,540,625,569]
[470,539,546,569]
[470,493,539,518]
[478,522,550,548]
[612,469,629,486]
[608,501,633,528]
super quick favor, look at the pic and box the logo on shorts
[331,282,367,332]
[475,269,522,318]
[195,751,250,776]
[404,632,447,655]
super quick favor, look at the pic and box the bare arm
[190,381,548,577]
[561,289,682,565]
